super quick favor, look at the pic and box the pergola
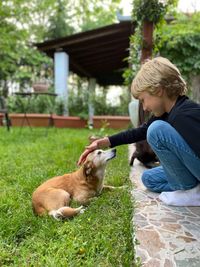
[35,21,135,86]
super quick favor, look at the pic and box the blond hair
[131,57,187,99]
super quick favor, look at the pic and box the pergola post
[88,78,96,127]
[54,51,69,115]
[138,20,154,125]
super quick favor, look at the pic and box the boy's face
[137,91,166,117]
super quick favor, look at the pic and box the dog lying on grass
[32,149,116,220]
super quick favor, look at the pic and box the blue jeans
[141,120,200,193]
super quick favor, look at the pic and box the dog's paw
[79,209,85,214]
[49,210,63,221]
[76,205,86,214]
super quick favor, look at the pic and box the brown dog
[32,149,116,220]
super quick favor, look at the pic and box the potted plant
[32,82,49,93]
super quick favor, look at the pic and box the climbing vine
[132,0,176,23]
[123,0,178,85]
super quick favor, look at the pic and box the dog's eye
[97,151,102,155]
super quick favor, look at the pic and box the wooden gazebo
[35,21,135,86]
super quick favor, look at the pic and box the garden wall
[0,113,131,129]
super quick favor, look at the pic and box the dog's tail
[49,206,85,220]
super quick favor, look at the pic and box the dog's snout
[103,148,116,162]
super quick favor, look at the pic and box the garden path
[129,145,200,267]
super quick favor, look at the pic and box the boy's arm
[78,115,158,166]
[108,115,161,147]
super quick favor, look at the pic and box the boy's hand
[77,143,98,166]
[77,137,111,166]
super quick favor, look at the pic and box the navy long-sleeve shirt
[109,95,200,159]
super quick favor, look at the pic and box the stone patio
[129,145,200,267]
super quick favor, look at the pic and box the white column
[88,78,96,127]
[54,51,69,115]
[128,98,139,128]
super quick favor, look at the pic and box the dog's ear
[83,161,94,177]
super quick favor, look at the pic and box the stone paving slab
[129,146,200,267]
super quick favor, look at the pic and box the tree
[0,0,53,94]
[0,0,27,94]
[45,0,75,40]
[0,0,123,95]
[73,0,121,32]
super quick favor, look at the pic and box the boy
[78,57,200,206]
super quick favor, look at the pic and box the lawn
[0,127,138,266]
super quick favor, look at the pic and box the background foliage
[2,0,200,113]
[0,0,121,95]
[1,0,132,116]
[154,11,200,101]
[155,12,200,79]
[124,0,200,103]
[7,84,130,116]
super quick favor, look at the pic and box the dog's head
[83,149,116,178]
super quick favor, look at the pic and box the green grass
[0,127,138,267]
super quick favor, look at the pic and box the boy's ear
[157,87,164,97]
